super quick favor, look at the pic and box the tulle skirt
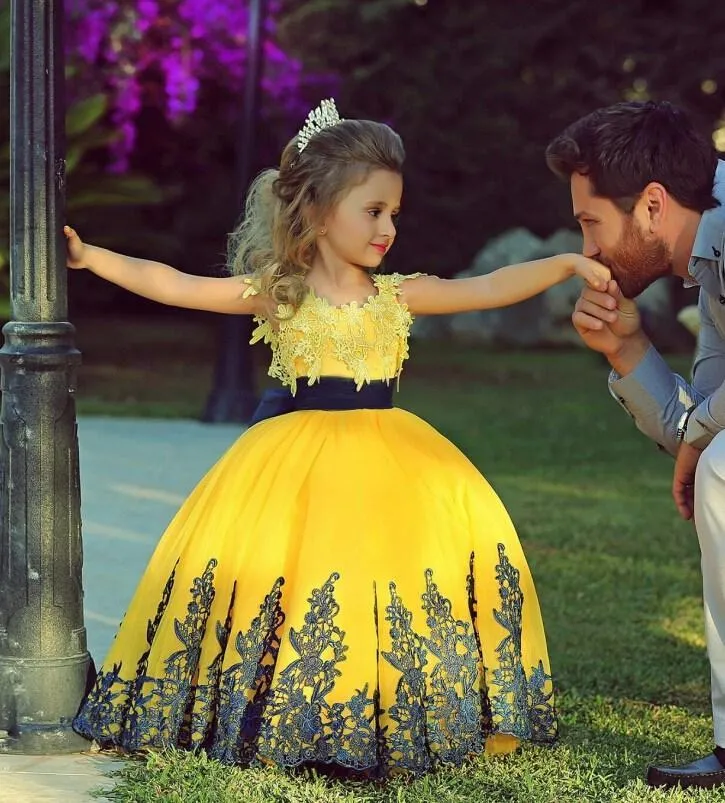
[74,407,556,777]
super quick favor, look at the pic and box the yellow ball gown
[73,273,557,777]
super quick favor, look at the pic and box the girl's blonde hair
[227,118,405,313]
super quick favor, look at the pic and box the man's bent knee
[696,430,725,488]
[695,431,725,540]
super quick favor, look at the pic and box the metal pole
[0,0,90,753]
[202,0,267,423]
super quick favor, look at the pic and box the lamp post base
[0,725,91,755]
[0,652,93,754]
[0,322,91,756]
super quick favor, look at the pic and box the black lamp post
[202,0,268,423]
[0,0,91,753]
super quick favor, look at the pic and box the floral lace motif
[73,544,556,777]
[256,572,379,769]
[382,569,485,772]
[489,544,557,741]
[247,273,424,394]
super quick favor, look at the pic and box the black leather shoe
[647,749,725,789]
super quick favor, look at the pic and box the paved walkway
[0,417,245,802]
[0,753,122,802]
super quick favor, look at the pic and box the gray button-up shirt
[608,159,725,456]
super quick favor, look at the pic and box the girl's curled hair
[228,118,405,314]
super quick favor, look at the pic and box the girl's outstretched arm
[65,226,263,315]
[400,254,610,316]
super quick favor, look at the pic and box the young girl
[68,99,608,778]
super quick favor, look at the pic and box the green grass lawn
[75,317,718,802]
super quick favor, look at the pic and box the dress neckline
[307,284,380,311]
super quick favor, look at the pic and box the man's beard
[597,217,673,298]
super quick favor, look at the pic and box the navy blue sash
[249,377,394,425]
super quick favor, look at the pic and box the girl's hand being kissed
[570,254,611,291]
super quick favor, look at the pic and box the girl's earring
[319,228,327,236]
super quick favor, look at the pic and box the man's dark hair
[545,101,719,213]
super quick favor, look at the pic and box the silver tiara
[296,98,344,153]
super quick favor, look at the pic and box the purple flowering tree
[65,0,307,170]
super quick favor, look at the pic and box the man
[546,100,725,790]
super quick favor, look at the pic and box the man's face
[570,172,673,298]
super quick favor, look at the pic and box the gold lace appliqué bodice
[245,273,423,394]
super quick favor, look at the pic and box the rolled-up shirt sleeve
[607,290,725,456]
[607,347,703,456]
[691,384,725,445]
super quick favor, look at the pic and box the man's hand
[572,279,641,350]
[572,279,650,375]
[672,441,703,520]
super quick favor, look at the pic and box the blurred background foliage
[1,0,725,314]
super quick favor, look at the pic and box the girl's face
[318,169,402,270]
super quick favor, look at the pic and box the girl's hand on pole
[64,226,87,270]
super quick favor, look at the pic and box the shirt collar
[686,160,725,286]
[691,160,725,262]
